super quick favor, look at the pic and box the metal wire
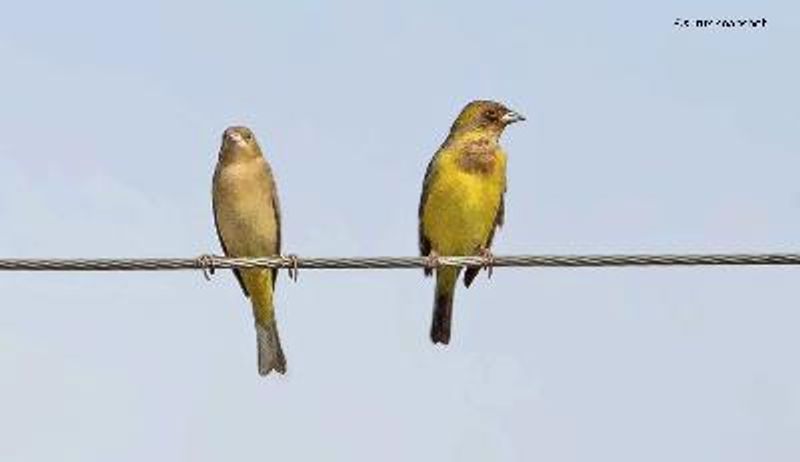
[0,253,798,272]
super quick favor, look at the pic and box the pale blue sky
[0,1,798,461]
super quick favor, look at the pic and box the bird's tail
[431,267,459,345]
[255,317,287,376]
[248,270,287,376]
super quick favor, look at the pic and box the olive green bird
[419,100,525,344]
[213,126,286,376]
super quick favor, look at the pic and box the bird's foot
[197,254,217,281]
[425,250,440,271]
[479,247,495,279]
[282,254,300,282]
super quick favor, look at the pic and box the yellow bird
[418,100,525,344]
[212,126,286,375]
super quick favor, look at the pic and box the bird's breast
[458,147,498,175]
[422,154,505,255]
[213,159,279,257]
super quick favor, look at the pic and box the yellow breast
[422,149,506,256]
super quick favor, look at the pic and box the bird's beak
[501,110,526,124]
[226,131,246,147]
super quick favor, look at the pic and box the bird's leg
[425,250,440,272]
[479,246,495,279]
[281,253,300,282]
[197,254,217,280]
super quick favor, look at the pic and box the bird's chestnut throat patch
[457,138,500,175]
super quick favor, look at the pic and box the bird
[418,100,525,344]
[212,126,287,376]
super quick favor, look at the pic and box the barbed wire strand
[0,253,798,274]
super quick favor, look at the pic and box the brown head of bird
[219,126,263,160]
[448,100,526,139]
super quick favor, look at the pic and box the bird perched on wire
[418,100,525,344]
[212,126,287,376]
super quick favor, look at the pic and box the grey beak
[501,110,526,124]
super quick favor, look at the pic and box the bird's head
[220,126,263,159]
[449,100,525,138]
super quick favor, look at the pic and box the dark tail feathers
[430,290,453,344]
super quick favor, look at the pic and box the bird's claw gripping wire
[282,254,300,282]
[197,254,217,281]
[424,251,440,271]
[479,247,495,279]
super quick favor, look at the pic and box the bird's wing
[266,163,281,289]
[419,151,442,276]
[484,191,505,248]
[212,191,250,298]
